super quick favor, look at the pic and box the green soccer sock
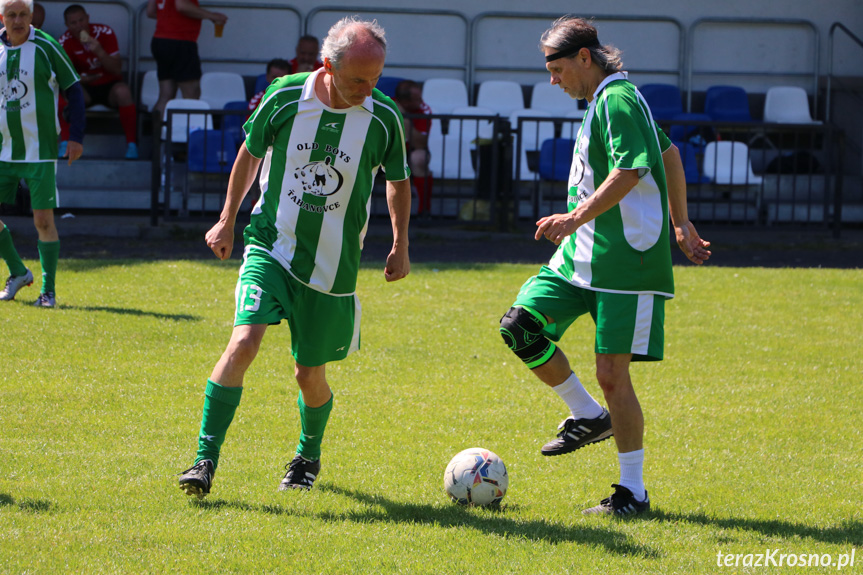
[195,379,243,470]
[0,225,27,277]
[296,392,333,461]
[37,240,59,294]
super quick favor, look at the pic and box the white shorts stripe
[631,294,654,356]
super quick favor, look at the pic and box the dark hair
[266,58,291,73]
[298,35,319,46]
[394,80,419,102]
[540,15,623,72]
[63,3,86,20]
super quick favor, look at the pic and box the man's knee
[499,306,556,369]
[32,210,55,233]
[295,363,326,391]
[595,355,632,394]
[224,330,263,368]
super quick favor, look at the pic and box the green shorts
[0,161,58,210]
[234,248,361,367]
[513,266,666,361]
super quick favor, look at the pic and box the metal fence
[153,109,845,236]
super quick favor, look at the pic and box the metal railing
[305,7,470,84]
[470,12,686,94]
[686,17,820,113]
[153,109,844,236]
[826,22,863,124]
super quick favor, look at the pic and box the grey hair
[540,15,623,73]
[320,16,387,68]
[0,0,34,13]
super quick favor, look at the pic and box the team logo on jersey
[1,78,28,104]
[293,156,344,197]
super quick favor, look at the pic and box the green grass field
[1,259,861,573]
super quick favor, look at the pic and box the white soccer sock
[552,371,604,420]
[618,449,646,502]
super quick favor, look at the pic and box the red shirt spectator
[153,0,201,42]
[58,23,122,87]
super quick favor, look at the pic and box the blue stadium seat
[539,138,575,181]
[376,76,407,99]
[669,113,714,148]
[187,129,239,174]
[639,83,683,121]
[254,73,268,95]
[222,101,248,147]
[672,139,709,184]
[704,85,752,122]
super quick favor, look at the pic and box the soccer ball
[443,448,508,506]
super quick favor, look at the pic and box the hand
[205,220,234,260]
[83,37,101,53]
[211,12,228,25]
[535,212,579,245]
[384,245,409,282]
[674,220,711,265]
[65,141,83,165]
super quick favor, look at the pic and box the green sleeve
[654,120,672,152]
[38,31,79,90]
[601,89,657,172]
[243,82,281,159]
[380,98,410,181]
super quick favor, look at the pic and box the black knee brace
[499,306,556,369]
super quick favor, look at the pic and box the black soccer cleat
[178,459,214,499]
[541,408,613,456]
[582,484,650,517]
[279,455,321,491]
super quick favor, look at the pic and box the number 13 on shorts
[240,284,263,312]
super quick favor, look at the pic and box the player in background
[393,80,433,216]
[247,57,290,116]
[0,0,85,308]
[58,4,138,159]
[499,15,710,516]
[145,0,227,116]
[177,16,411,498]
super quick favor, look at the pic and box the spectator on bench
[248,58,291,115]
[58,4,138,159]
[393,80,433,215]
[290,35,322,73]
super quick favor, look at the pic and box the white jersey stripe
[309,110,373,291]
[18,44,42,162]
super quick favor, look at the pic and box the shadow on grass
[0,493,55,513]
[650,509,863,546]
[59,304,200,321]
[193,486,660,557]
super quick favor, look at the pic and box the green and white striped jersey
[242,69,410,295]
[549,72,675,298]
[0,26,79,162]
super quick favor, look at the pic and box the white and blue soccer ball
[443,448,508,506]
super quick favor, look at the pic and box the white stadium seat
[421,78,469,114]
[162,99,213,143]
[200,72,247,111]
[763,86,820,124]
[427,106,495,179]
[476,80,524,117]
[703,141,763,185]
[530,82,578,116]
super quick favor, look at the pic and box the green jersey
[242,70,409,296]
[0,27,79,162]
[549,72,675,298]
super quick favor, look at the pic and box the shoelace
[559,419,589,438]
